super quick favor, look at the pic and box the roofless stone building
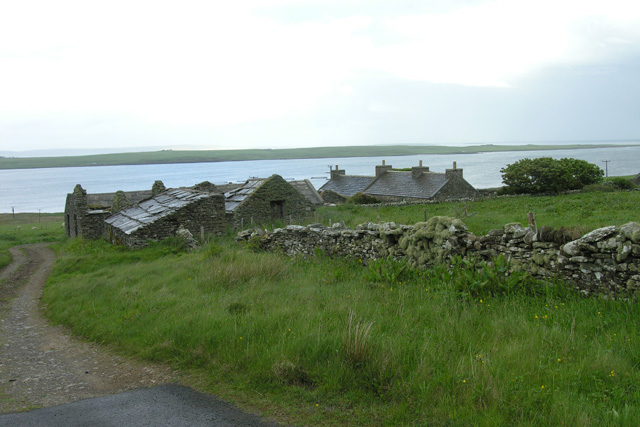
[319,160,478,202]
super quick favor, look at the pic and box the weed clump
[271,360,312,387]
[441,255,548,298]
[348,192,380,205]
[365,257,416,285]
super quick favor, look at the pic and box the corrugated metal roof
[105,189,209,235]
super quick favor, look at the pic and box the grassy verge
[42,189,640,425]
[0,213,65,270]
[313,190,640,236]
[1,143,637,170]
[43,235,640,426]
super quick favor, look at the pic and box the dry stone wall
[237,217,640,298]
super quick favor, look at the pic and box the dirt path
[0,244,176,414]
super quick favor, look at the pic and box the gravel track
[0,244,176,413]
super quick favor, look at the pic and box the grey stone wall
[64,184,108,239]
[237,218,640,298]
[64,185,86,238]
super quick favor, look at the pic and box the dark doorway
[270,200,285,220]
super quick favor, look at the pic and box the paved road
[0,384,279,427]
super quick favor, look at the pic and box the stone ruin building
[64,175,317,247]
[224,175,316,228]
[319,160,478,203]
[105,188,226,248]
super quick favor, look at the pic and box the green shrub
[500,157,604,194]
[349,192,380,205]
[582,183,617,192]
[608,177,636,190]
[584,177,636,192]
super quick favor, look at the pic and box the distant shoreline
[1,143,638,171]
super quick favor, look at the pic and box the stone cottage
[225,175,315,227]
[104,187,226,248]
[64,184,154,239]
[319,161,478,202]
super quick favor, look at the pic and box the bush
[500,157,604,194]
[583,177,635,192]
[348,192,380,205]
[607,177,636,190]
[582,183,617,192]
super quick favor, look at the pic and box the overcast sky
[1,0,639,155]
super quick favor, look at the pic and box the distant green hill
[1,143,637,170]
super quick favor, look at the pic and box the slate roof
[225,179,266,213]
[216,183,243,194]
[86,190,152,210]
[289,179,324,205]
[105,188,209,235]
[319,168,463,200]
[318,175,375,198]
[364,172,449,199]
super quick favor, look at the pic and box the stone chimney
[330,165,345,179]
[152,180,166,196]
[375,160,393,177]
[445,161,463,179]
[412,160,430,178]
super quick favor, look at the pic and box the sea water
[1,145,638,213]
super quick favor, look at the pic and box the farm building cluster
[65,161,478,247]
[65,175,320,248]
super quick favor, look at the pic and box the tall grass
[43,236,640,425]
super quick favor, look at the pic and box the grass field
[1,143,638,170]
[0,213,65,270]
[36,189,640,426]
[314,190,640,236]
